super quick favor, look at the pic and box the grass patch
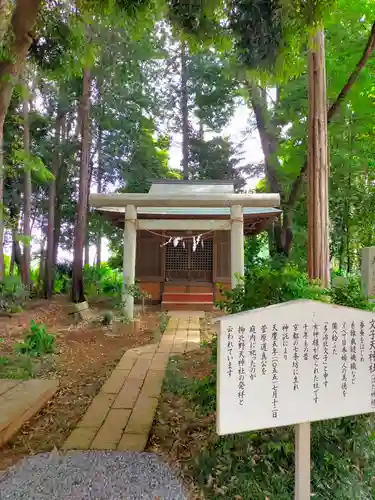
[0,354,36,379]
[152,343,375,500]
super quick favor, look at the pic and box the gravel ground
[0,451,188,500]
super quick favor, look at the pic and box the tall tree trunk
[22,75,31,288]
[96,122,102,267]
[0,0,42,279]
[44,111,64,299]
[180,40,189,179]
[249,85,293,255]
[71,65,91,303]
[307,29,330,287]
[53,206,61,268]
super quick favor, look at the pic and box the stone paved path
[63,312,202,452]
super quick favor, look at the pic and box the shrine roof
[148,180,235,196]
[98,206,281,217]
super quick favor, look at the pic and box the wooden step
[162,293,213,303]
[162,302,213,312]
[163,284,213,294]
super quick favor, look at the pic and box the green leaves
[12,149,53,183]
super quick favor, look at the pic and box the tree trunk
[96,122,102,267]
[71,65,91,303]
[180,40,189,180]
[0,0,42,278]
[10,224,24,277]
[53,206,61,269]
[22,76,31,288]
[307,29,330,287]
[44,111,64,299]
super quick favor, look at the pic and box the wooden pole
[307,28,330,287]
[295,422,311,500]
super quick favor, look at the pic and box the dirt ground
[0,296,160,471]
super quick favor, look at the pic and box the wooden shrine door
[165,236,213,282]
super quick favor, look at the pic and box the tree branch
[286,21,375,209]
[327,21,375,122]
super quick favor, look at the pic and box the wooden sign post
[295,422,310,500]
[215,300,375,499]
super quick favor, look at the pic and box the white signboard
[216,300,375,435]
[361,246,375,298]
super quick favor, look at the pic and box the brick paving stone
[171,342,186,354]
[142,372,164,398]
[101,369,130,395]
[112,378,143,409]
[117,432,148,451]
[132,344,157,355]
[128,358,152,379]
[125,396,158,434]
[138,352,155,360]
[78,393,115,428]
[63,427,98,450]
[90,409,131,449]
[117,353,137,371]
[150,353,169,371]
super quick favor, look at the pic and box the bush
[330,273,374,311]
[217,260,326,314]
[16,321,56,356]
[0,276,29,313]
[83,264,122,297]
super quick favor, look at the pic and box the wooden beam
[137,219,231,231]
[90,192,280,208]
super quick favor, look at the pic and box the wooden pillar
[230,205,244,288]
[307,28,330,287]
[122,204,137,319]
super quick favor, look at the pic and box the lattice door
[190,239,213,281]
[165,237,213,282]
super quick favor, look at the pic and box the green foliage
[83,264,122,296]
[330,273,374,311]
[16,321,56,357]
[186,411,375,499]
[0,276,29,313]
[189,135,245,189]
[0,354,34,379]
[229,0,283,71]
[12,149,53,183]
[217,259,326,314]
[101,310,115,325]
[159,312,170,333]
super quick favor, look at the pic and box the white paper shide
[216,300,375,435]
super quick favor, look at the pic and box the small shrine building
[90,180,281,317]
